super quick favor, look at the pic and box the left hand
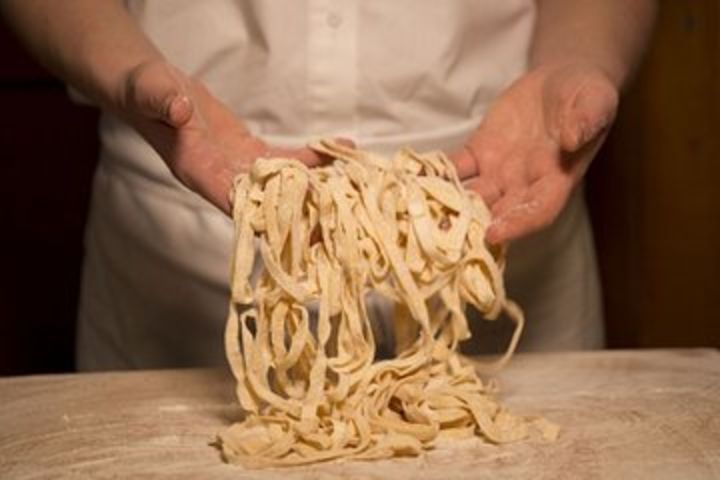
[116,60,327,214]
[451,61,619,244]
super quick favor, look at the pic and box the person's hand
[451,62,618,244]
[115,60,326,213]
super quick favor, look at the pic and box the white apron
[77,0,603,370]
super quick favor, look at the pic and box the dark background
[0,24,99,375]
[1,1,718,376]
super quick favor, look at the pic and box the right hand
[115,60,325,214]
[450,61,617,245]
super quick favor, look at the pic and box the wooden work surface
[1,349,718,479]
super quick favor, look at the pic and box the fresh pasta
[218,140,557,467]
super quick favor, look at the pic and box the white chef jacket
[76,0,604,370]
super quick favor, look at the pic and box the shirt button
[327,12,343,28]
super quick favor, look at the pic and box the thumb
[123,61,194,127]
[556,74,618,152]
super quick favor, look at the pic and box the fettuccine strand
[218,140,557,468]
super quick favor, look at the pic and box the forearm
[0,0,162,108]
[531,0,656,89]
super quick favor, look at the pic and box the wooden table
[1,349,718,479]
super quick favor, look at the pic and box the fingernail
[167,95,191,125]
[573,120,588,148]
[164,94,179,119]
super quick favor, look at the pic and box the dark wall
[586,0,720,349]
[0,25,99,375]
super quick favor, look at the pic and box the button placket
[305,0,357,136]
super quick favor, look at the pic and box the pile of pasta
[218,140,556,468]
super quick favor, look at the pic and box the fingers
[287,148,324,167]
[463,177,503,206]
[265,146,324,168]
[165,95,194,127]
[450,145,479,180]
[486,175,572,244]
[555,73,618,153]
[451,123,515,183]
[459,65,617,244]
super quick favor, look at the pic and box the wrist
[528,58,621,91]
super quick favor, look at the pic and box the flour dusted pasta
[217,140,556,467]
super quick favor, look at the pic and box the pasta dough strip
[218,140,556,468]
